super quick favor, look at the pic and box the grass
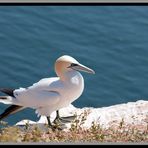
[0,111,148,143]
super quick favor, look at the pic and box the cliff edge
[16,100,148,130]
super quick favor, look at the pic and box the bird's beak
[71,63,95,74]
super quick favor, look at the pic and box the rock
[15,100,148,130]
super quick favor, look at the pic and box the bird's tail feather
[0,96,13,104]
[0,105,24,121]
[0,88,25,121]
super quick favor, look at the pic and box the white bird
[0,55,95,129]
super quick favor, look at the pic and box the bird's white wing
[28,78,61,91]
[13,90,60,107]
[13,89,60,108]
[13,78,61,108]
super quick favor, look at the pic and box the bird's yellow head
[55,55,95,80]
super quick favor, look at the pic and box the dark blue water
[0,6,148,125]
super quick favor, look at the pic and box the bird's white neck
[61,70,84,84]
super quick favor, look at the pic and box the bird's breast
[60,72,84,106]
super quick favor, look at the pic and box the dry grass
[0,111,148,143]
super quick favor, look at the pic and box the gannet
[0,55,95,129]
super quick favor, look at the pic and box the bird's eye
[67,63,79,68]
[71,63,78,67]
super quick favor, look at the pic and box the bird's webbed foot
[53,115,77,124]
[46,116,65,131]
[47,111,77,130]
[53,110,77,124]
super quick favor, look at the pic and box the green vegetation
[0,111,147,143]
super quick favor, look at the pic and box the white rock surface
[15,100,148,130]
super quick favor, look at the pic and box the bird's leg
[46,116,63,130]
[53,110,66,124]
[53,110,76,124]
[46,116,53,128]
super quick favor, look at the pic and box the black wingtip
[0,88,15,97]
[0,96,7,100]
[0,105,23,121]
